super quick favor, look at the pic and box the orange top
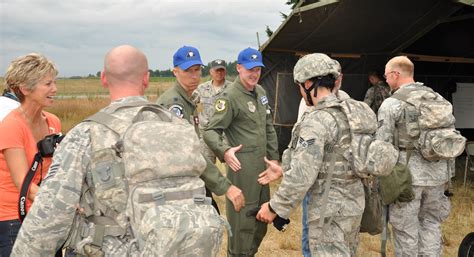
[0,110,61,221]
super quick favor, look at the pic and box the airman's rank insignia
[260,96,268,105]
[298,137,315,148]
[215,99,227,112]
[169,104,184,118]
[248,102,256,113]
[43,163,59,181]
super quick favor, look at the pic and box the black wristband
[268,203,276,214]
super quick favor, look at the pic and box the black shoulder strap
[18,153,43,222]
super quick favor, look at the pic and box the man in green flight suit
[203,47,279,257]
[157,45,244,214]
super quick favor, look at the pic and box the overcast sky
[0,0,291,77]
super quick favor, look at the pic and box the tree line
[149,60,239,77]
[76,60,239,79]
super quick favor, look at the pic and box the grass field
[5,78,473,256]
[54,77,175,98]
[42,78,172,132]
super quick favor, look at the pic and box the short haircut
[4,53,58,102]
[386,56,414,77]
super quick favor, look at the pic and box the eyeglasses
[383,71,399,79]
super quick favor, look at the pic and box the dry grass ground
[216,161,474,257]
[23,78,474,256]
[213,162,474,257]
[54,78,174,97]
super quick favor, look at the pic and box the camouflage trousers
[389,184,451,257]
[308,215,362,257]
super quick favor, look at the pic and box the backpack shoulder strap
[131,105,173,123]
[84,103,174,135]
[313,106,343,150]
[391,85,434,103]
[391,87,413,103]
[107,101,161,113]
[313,106,343,243]
[84,111,129,136]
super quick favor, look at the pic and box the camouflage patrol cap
[293,53,341,83]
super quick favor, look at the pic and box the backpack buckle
[112,140,124,157]
[193,195,210,205]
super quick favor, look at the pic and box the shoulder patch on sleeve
[43,163,59,182]
[298,137,315,148]
[215,99,227,112]
[169,104,184,118]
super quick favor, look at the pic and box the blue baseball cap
[173,46,203,70]
[237,47,265,69]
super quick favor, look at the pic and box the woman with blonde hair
[0,53,62,256]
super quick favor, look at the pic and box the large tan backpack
[391,83,466,161]
[339,98,398,178]
[316,98,398,236]
[65,103,227,256]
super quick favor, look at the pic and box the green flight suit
[203,77,279,256]
[157,82,231,196]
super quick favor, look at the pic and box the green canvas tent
[259,0,474,155]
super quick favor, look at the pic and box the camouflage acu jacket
[270,94,364,222]
[364,81,391,113]
[194,79,232,128]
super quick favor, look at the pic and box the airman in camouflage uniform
[294,58,351,257]
[194,59,232,162]
[376,56,451,257]
[364,71,391,114]
[257,53,364,257]
[203,48,279,257]
[11,45,232,256]
[157,46,245,214]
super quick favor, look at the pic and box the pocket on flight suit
[234,146,258,174]
[235,147,266,201]
[237,200,259,249]
[240,111,258,130]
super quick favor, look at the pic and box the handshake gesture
[247,203,290,232]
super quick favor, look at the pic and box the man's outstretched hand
[258,157,282,185]
[224,144,243,172]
